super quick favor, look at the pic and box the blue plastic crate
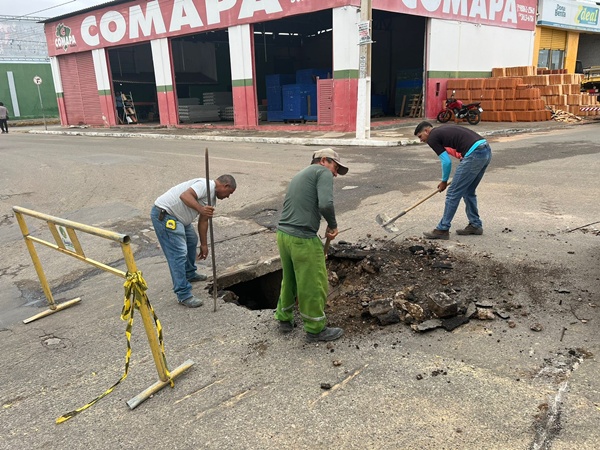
[265,74,295,88]
[282,84,317,120]
[267,110,285,122]
[266,86,283,111]
[295,68,331,85]
[371,94,388,115]
[395,79,423,89]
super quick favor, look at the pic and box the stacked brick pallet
[445,66,599,122]
[523,72,599,117]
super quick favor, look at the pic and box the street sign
[33,76,47,130]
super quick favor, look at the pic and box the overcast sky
[8,0,110,19]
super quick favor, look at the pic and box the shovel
[375,184,449,233]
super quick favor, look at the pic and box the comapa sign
[47,0,339,56]
[46,0,537,56]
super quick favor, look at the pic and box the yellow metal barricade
[13,206,194,414]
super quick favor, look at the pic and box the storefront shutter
[540,28,567,50]
[59,52,104,126]
[317,78,333,125]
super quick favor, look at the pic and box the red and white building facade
[44,0,538,130]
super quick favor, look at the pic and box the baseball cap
[312,148,349,175]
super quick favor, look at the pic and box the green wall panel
[0,63,59,119]
[427,70,492,79]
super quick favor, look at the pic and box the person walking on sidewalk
[275,148,348,342]
[0,102,9,133]
[151,175,237,307]
[414,121,492,239]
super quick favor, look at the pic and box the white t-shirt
[154,178,217,226]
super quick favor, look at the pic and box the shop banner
[46,0,537,57]
[374,0,537,31]
[538,0,600,33]
[47,0,349,56]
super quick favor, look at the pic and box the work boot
[456,224,483,235]
[278,320,294,333]
[179,295,203,308]
[306,327,344,342]
[188,273,208,282]
[423,229,450,240]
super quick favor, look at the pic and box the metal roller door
[540,28,567,50]
[58,52,103,126]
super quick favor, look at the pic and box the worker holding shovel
[414,121,492,239]
[274,148,348,342]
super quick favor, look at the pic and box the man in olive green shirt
[275,148,348,342]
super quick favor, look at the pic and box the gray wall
[577,34,600,68]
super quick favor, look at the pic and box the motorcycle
[436,91,483,125]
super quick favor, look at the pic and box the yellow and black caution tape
[56,271,171,424]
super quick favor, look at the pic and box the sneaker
[188,273,208,282]
[456,224,483,235]
[306,327,344,342]
[423,229,450,240]
[179,296,203,308]
[278,320,294,333]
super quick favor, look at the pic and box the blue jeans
[437,143,492,230]
[150,206,198,302]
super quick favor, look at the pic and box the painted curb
[28,130,409,147]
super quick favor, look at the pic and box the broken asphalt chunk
[368,298,394,316]
[465,301,477,319]
[428,292,458,318]
[441,315,470,331]
[368,298,401,325]
[412,319,443,332]
[475,300,494,308]
[495,309,510,319]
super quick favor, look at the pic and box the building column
[333,6,360,131]
[50,57,67,126]
[565,31,580,73]
[91,48,116,126]
[151,38,178,126]
[228,23,258,128]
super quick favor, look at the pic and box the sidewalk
[14,116,594,146]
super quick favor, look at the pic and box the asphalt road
[1,125,599,449]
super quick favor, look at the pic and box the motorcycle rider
[414,121,492,239]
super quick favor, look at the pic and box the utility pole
[355,0,372,140]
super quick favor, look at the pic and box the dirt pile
[325,237,551,335]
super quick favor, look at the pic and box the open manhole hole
[214,258,283,310]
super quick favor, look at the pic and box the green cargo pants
[274,230,328,334]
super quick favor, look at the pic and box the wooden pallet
[408,93,423,118]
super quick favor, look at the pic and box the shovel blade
[375,213,399,232]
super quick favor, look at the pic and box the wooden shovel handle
[382,183,451,227]
[324,237,331,256]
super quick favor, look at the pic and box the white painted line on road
[144,151,272,165]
